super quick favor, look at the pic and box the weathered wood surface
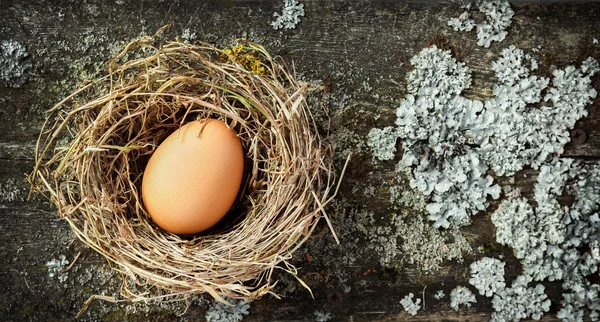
[1,1,600,321]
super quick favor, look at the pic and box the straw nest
[29,34,342,305]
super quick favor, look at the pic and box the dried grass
[28,34,342,306]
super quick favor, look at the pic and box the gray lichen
[448,12,476,32]
[181,28,197,44]
[313,310,332,322]
[581,57,599,76]
[396,212,472,270]
[373,44,597,229]
[0,40,32,87]
[400,293,421,316]
[450,286,476,311]
[476,0,514,47]
[395,46,499,228]
[405,46,471,100]
[492,198,539,258]
[360,210,471,272]
[389,185,427,210]
[492,159,579,281]
[491,45,538,86]
[46,255,69,283]
[479,46,592,177]
[468,257,505,297]
[205,298,250,322]
[364,36,599,320]
[434,289,446,300]
[492,197,557,276]
[557,163,600,321]
[448,0,514,48]
[367,126,398,161]
[490,160,600,321]
[490,275,550,322]
[0,178,23,203]
[468,257,551,321]
[417,150,501,228]
[271,0,305,30]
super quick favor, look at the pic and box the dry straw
[29,32,345,310]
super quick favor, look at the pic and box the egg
[141,119,244,234]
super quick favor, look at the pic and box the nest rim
[29,35,341,306]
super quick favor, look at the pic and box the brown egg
[141,119,244,234]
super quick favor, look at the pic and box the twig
[422,285,428,310]
[76,295,122,318]
[61,251,81,273]
[23,276,30,290]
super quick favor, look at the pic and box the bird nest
[29,35,342,307]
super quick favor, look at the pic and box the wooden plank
[0,1,599,321]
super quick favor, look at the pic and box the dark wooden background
[1,0,599,321]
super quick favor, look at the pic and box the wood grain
[0,1,599,321]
